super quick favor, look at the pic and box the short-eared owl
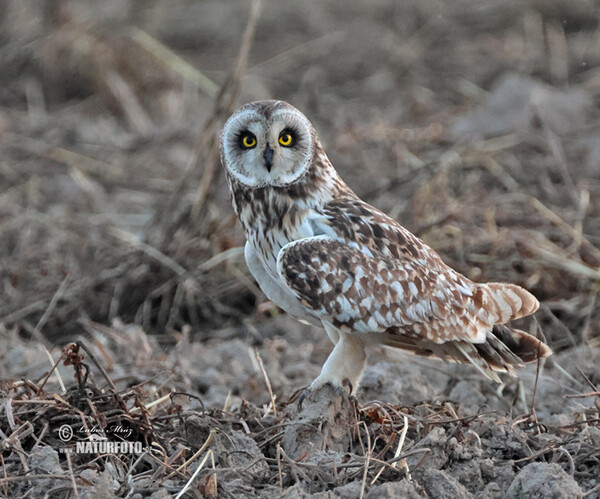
[220,100,551,394]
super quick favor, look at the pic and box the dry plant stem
[0,475,74,484]
[141,392,172,411]
[35,355,63,396]
[395,416,410,478]
[513,444,558,464]
[5,399,15,429]
[103,70,153,133]
[523,233,600,281]
[583,483,600,497]
[6,133,123,180]
[32,422,49,448]
[539,118,578,204]
[164,429,215,481]
[174,449,213,499]
[145,447,186,482]
[529,321,545,421]
[33,274,69,346]
[579,286,598,344]
[190,0,262,222]
[146,4,262,245]
[209,452,217,494]
[42,345,66,394]
[228,263,263,299]
[199,246,245,271]
[575,368,599,392]
[276,443,284,488]
[75,341,117,391]
[253,349,277,417]
[277,447,303,485]
[359,421,372,499]
[530,197,600,263]
[564,391,600,399]
[370,415,409,484]
[169,392,206,414]
[555,446,576,476]
[0,265,127,325]
[0,455,7,497]
[249,30,344,74]
[540,304,578,348]
[129,28,219,98]
[110,227,186,276]
[165,282,185,333]
[64,450,80,499]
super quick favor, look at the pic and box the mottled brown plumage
[220,100,551,392]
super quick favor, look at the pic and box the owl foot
[297,378,355,410]
[341,378,359,409]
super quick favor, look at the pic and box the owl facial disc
[220,100,315,188]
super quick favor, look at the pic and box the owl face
[221,101,315,188]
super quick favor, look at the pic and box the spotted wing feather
[275,197,549,380]
[276,233,550,381]
[277,236,490,344]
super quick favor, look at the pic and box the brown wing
[282,195,538,339]
[276,198,548,380]
[277,235,492,344]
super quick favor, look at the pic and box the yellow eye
[241,133,257,149]
[278,131,294,147]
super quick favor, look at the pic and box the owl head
[220,100,315,188]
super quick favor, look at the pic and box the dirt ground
[1,0,599,497]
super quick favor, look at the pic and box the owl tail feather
[383,324,551,383]
[481,282,539,323]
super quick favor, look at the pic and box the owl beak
[263,144,274,172]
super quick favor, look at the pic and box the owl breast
[228,173,332,281]
[235,187,323,326]
[243,205,316,281]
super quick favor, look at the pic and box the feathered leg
[310,330,365,393]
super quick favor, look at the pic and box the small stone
[421,469,474,499]
[149,490,172,499]
[406,427,449,471]
[220,430,268,474]
[367,478,423,498]
[506,463,583,499]
[29,445,63,475]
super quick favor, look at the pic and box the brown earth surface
[0,0,599,497]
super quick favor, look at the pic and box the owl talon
[297,388,310,411]
[348,394,359,409]
[334,385,346,399]
[342,378,353,395]
[341,378,360,407]
[332,378,352,399]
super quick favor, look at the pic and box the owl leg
[323,320,340,344]
[310,331,366,394]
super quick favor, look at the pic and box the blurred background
[1,1,600,496]
[0,0,599,391]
